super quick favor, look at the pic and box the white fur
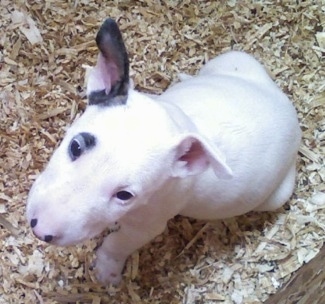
[26,51,301,285]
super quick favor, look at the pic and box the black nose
[44,235,53,243]
[31,219,38,228]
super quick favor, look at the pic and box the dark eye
[68,132,96,161]
[115,191,134,201]
[69,138,82,159]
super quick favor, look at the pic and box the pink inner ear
[180,141,206,163]
[179,139,209,173]
[174,135,233,179]
[87,53,119,95]
[98,54,120,92]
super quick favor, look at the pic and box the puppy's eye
[69,138,83,159]
[115,191,134,201]
[69,132,96,161]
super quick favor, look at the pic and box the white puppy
[26,19,301,285]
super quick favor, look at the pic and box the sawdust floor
[0,1,324,303]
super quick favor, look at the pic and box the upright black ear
[87,18,129,106]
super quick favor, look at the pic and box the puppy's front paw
[94,248,126,285]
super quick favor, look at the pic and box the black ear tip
[101,18,119,32]
[104,18,116,24]
[96,18,122,46]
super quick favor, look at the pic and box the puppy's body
[157,52,300,218]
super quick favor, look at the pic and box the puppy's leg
[94,219,166,285]
[254,161,297,212]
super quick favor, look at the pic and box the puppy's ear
[171,134,233,179]
[87,18,129,106]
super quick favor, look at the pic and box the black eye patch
[68,132,96,161]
